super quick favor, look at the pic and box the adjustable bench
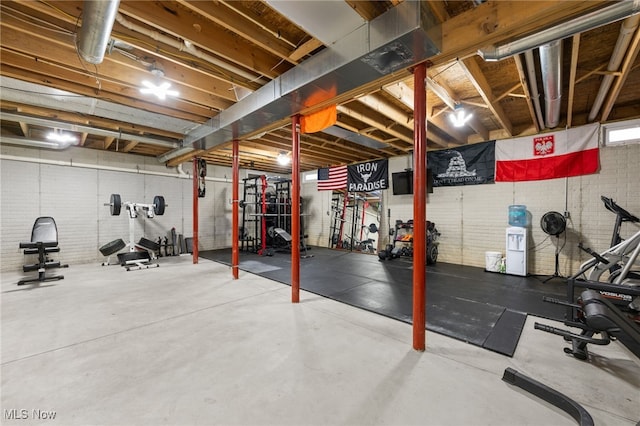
[18,217,66,285]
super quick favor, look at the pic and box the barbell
[105,194,166,216]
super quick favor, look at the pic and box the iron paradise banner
[427,141,495,187]
[347,159,389,192]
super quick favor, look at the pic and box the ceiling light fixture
[277,152,290,166]
[449,104,473,127]
[139,66,179,101]
[139,80,179,101]
[46,130,77,146]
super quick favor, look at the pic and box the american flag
[317,165,347,191]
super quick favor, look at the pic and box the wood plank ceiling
[1,1,639,174]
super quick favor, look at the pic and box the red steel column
[291,115,301,303]
[232,140,239,279]
[413,63,427,351]
[192,157,199,264]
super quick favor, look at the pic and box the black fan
[540,211,567,282]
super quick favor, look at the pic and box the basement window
[303,171,318,182]
[603,118,640,146]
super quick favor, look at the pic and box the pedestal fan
[540,211,567,282]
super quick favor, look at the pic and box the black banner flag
[427,141,495,187]
[347,159,388,192]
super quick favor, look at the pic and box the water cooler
[505,205,528,276]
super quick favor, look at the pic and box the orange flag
[300,104,337,134]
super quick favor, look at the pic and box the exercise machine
[535,289,640,360]
[18,217,67,285]
[101,194,166,270]
[572,196,640,309]
[378,219,440,264]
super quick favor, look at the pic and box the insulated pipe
[524,50,545,129]
[192,158,199,264]
[0,112,178,149]
[478,1,640,61]
[539,41,563,129]
[232,139,239,279]
[114,13,263,86]
[588,15,640,121]
[291,115,301,303]
[413,63,427,351]
[78,0,121,64]
[0,136,67,150]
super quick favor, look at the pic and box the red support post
[291,115,301,303]
[232,140,239,279]
[192,157,199,264]
[413,63,427,351]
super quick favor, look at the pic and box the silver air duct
[77,0,121,64]
[478,1,640,61]
[539,41,562,129]
[179,0,440,154]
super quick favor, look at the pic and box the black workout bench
[18,217,67,285]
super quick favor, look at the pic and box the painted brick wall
[3,138,638,277]
[384,143,640,275]
[0,145,234,272]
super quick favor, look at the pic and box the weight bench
[273,227,313,258]
[18,217,66,285]
[535,289,640,360]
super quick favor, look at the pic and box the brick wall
[3,137,638,276]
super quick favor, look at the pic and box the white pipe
[588,15,640,122]
[0,136,66,150]
[1,112,178,149]
[0,153,233,183]
[114,13,264,87]
[78,0,121,64]
[524,50,545,129]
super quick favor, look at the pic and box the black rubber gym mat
[482,309,528,356]
[199,247,565,356]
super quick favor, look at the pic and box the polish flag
[495,123,600,182]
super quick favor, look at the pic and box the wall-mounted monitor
[392,169,433,195]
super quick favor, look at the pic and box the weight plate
[110,194,121,216]
[138,237,160,252]
[153,195,165,215]
[99,238,126,256]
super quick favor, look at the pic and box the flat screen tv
[391,169,433,195]
[392,171,412,195]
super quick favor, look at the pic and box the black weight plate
[138,237,160,252]
[99,238,126,256]
[110,193,121,216]
[153,195,165,215]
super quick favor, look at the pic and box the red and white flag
[495,123,600,182]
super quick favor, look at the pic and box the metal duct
[0,136,67,150]
[539,40,562,129]
[1,112,178,149]
[588,15,640,121]
[181,0,440,153]
[478,1,640,61]
[1,77,198,135]
[77,0,121,64]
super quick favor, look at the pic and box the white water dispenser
[506,226,527,276]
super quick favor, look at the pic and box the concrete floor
[1,255,639,426]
